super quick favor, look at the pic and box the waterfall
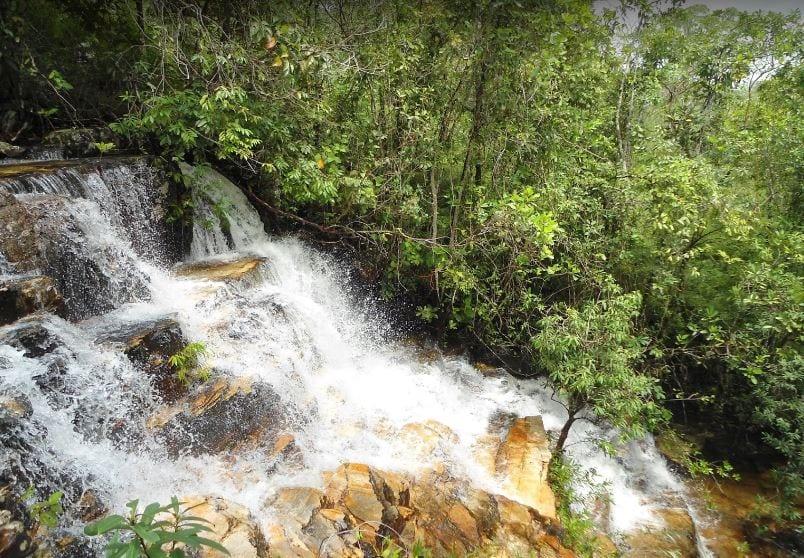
[0,160,708,552]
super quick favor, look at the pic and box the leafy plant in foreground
[84,497,228,558]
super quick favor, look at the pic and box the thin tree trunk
[430,163,439,242]
[555,412,578,454]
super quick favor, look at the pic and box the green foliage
[84,497,229,558]
[548,457,604,557]
[22,486,63,528]
[92,141,116,156]
[533,286,668,444]
[168,342,211,386]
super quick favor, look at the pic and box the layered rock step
[0,275,63,325]
[188,462,571,558]
[174,256,268,283]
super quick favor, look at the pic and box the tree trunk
[555,412,578,454]
[430,163,438,242]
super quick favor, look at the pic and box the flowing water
[0,159,711,552]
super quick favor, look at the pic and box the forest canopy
[1,0,801,525]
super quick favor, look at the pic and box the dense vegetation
[2,0,801,535]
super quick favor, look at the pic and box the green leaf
[85,515,128,536]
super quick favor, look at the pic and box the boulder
[41,127,117,158]
[148,377,288,456]
[0,317,63,358]
[175,257,267,283]
[180,496,266,558]
[0,392,33,429]
[0,275,64,325]
[96,317,187,402]
[0,142,26,158]
[262,462,571,558]
[478,415,556,519]
[0,192,147,320]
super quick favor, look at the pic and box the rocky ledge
[0,275,64,325]
[186,461,571,558]
[174,256,268,283]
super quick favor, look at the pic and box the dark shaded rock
[0,193,147,320]
[0,318,63,358]
[41,128,117,158]
[148,377,287,457]
[0,142,26,158]
[97,316,187,402]
[0,485,35,557]
[0,276,64,325]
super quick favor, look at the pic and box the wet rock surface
[0,484,36,557]
[96,316,188,402]
[0,318,64,358]
[492,416,556,519]
[41,128,117,159]
[175,256,267,283]
[148,377,289,456]
[0,192,147,320]
[698,473,803,557]
[0,391,33,430]
[0,142,26,158]
[622,507,697,557]
[258,462,572,558]
[0,275,64,325]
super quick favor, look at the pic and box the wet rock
[97,316,187,402]
[698,473,801,557]
[148,377,287,456]
[0,191,41,271]
[175,257,267,283]
[0,392,33,429]
[0,142,26,158]
[0,485,36,557]
[0,193,147,320]
[481,415,556,519]
[76,490,106,523]
[623,507,697,557]
[263,462,570,558]
[0,318,63,358]
[0,276,64,325]
[398,420,459,459]
[179,496,267,558]
[41,128,117,158]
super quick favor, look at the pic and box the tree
[532,286,668,453]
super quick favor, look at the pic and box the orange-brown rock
[261,462,572,558]
[493,416,556,519]
[146,376,289,457]
[175,257,266,282]
[180,496,266,557]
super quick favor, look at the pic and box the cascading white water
[0,161,706,551]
